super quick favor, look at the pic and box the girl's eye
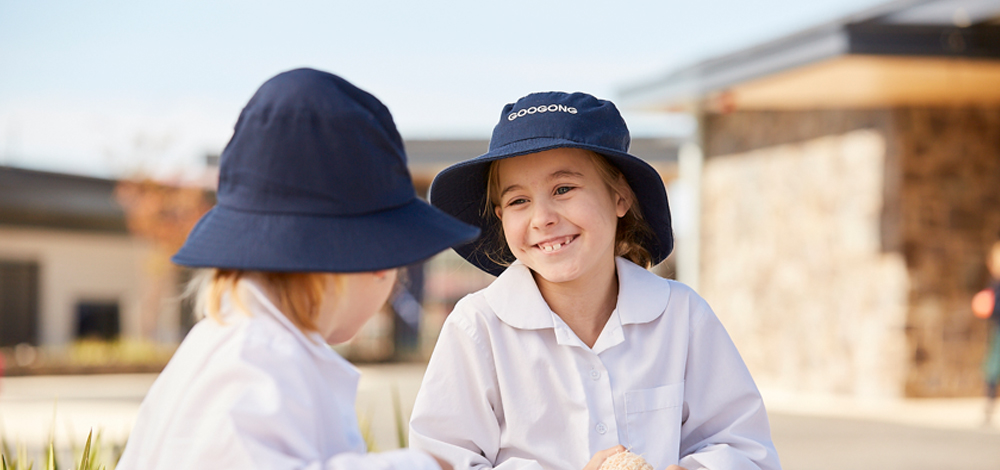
[555,186,573,195]
[506,198,528,207]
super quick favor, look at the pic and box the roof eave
[619,25,850,110]
[618,0,1000,110]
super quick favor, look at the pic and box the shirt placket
[554,320,622,454]
[584,352,619,453]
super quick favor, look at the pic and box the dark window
[0,260,40,346]
[76,301,120,340]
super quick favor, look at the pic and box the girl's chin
[527,264,582,285]
[522,253,615,287]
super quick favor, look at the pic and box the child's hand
[583,444,626,470]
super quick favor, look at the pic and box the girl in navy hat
[116,68,478,470]
[409,92,781,470]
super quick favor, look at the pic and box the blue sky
[0,0,888,179]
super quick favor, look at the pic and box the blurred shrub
[0,340,175,376]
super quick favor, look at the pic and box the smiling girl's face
[493,148,629,287]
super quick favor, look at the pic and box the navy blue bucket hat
[172,68,479,272]
[428,91,672,276]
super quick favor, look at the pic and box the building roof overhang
[619,0,1000,112]
[0,166,128,233]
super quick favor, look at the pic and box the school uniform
[118,278,441,470]
[409,258,781,470]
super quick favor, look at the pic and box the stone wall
[700,108,1000,398]
[701,127,909,398]
[896,108,1000,397]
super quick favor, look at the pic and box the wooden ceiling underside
[711,55,1000,110]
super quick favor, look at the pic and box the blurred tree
[114,179,212,253]
[114,179,213,340]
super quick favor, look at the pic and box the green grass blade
[1,434,10,467]
[89,430,103,470]
[390,385,407,449]
[44,425,57,470]
[79,430,92,470]
[47,404,57,470]
[17,442,27,470]
[44,442,54,470]
[357,408,377,453]
[2,454,8,470]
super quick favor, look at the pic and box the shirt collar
[483,257,672,330]
[614,257,672,325]
[484,260,556,330]
[238,277,357,370]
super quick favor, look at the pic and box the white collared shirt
[410,258,780,470]
[118,279,441,470]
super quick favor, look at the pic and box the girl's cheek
[501,219,525,253]
[500,211,516,230]
[503,221,521,246]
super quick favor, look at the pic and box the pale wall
[0,226,178,345]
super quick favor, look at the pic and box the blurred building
[0,138,679,358]
[621,0,1000,398]
[0,166,180,348]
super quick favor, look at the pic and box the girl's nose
[530,200,558,229]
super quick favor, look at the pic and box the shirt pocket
[624,382,685,467]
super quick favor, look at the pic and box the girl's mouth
[535,235,577,253]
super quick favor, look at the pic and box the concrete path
[2,364,999,469]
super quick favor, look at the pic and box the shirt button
[596,423,607,434]
[589,369,601,380]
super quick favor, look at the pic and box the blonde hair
[484,150,655,269]
[187,269,332,333]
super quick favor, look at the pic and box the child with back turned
[116,68,479,470]
[409,92,781,470]
[980,241,1000,424]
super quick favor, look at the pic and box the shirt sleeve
[226,334,446,470]
[324,449,442,470]
[409,302,545,470]
[119,346,443,470]
[677,297,783,470]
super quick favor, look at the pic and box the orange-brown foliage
[114,179,213,254]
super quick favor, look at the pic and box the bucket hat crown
[172,68,479,272]
[428,91,673,276]
[218,68,413,217]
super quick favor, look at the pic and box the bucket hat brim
[429,137,673,277]
[172,198,479,273]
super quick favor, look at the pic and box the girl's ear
[614,175,632,218]
[494,204,503,220]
